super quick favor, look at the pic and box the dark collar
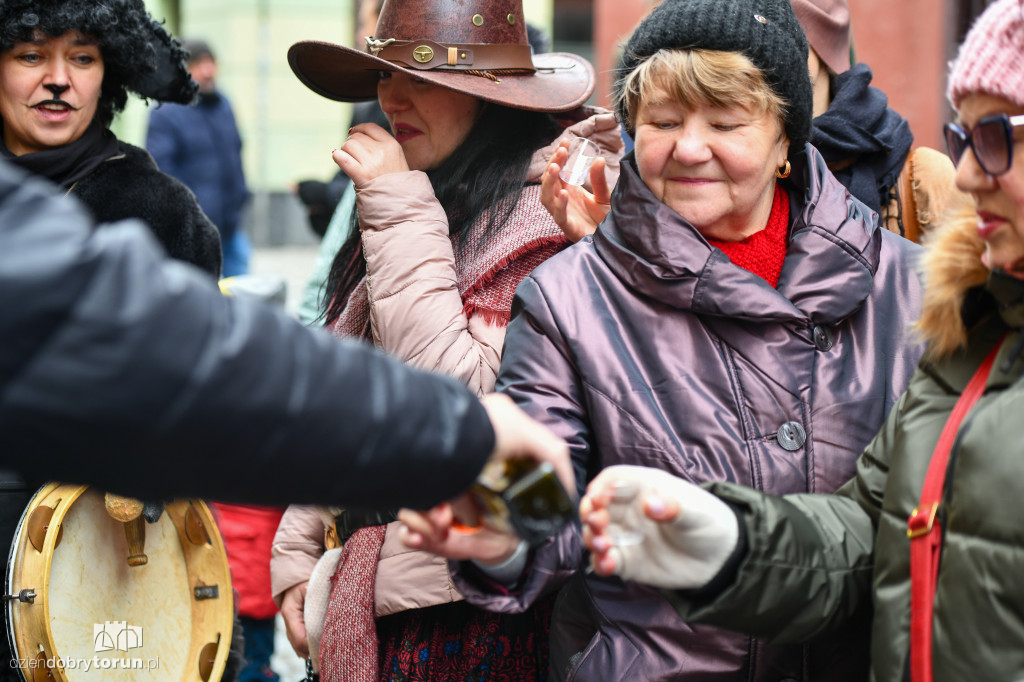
[0,118,120,188]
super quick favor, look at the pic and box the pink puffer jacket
[270,108,625,617]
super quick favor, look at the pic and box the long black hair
[0,0,195,128]
[322,101,562,326]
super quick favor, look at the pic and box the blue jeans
[222,229,252,278]
[238,617,279,682]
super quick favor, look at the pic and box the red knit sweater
[707,184,790,288]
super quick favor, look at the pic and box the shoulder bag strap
[907,335,1005,682]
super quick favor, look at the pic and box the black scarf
[810,63,913,213]
[0,118,120,188]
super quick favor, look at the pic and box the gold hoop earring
[775,160,791,179]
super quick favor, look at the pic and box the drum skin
[5,484,233,682]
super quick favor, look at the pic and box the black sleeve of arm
[0,163,493,509]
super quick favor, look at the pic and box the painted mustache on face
[30,98,81,111]
[33,84,79,110]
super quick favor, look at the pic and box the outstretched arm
[580,389,903,643]
[0,162,570,512]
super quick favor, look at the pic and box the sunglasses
[944,114,1024,177]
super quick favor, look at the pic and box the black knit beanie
[616,0,812,155]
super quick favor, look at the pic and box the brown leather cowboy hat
[288,0,595,113]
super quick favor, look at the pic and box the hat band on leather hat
[288,0,594,113]
[289,42,593,113]
[368,38,536,73]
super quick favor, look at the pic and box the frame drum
[4,484,233,682]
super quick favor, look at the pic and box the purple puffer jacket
[453,146,924,681]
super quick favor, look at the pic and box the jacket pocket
[552,573,641,681]
[564,626,641,682]
[564,630,603,682]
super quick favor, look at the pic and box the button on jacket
[453,145,924,681]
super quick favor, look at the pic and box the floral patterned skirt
[376,595,554,682]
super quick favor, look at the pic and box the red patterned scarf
[331,185,568,338]
[319,526,387,682]
[707,184,790,288]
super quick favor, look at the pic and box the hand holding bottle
[398,393,574,565]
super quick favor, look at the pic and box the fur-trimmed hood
[916,205,987,357]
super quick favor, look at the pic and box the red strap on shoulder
[908,336,1005,682]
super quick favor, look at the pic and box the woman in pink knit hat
[578,1,1024,680]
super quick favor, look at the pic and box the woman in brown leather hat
[271,1,623,680]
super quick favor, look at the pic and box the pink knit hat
[790,0,851,74]
[948,0,1024,110]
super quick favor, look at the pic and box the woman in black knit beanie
[403,0,925,679]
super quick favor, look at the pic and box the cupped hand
[539,140,612,243]
[580,465,739,590]
[332,122,410,187]
[580,474,680,576]
[279,581,310,659]
[398,394,573,565]
[397,499,523,565]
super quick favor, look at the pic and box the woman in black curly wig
[0,0,221,275]
[0,3,232,682]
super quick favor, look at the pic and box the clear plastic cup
[605,479,644,546]
[559,136,600,186]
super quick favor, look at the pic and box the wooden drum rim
[5,484,233,682]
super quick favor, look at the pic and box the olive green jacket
[667,210,1024,681]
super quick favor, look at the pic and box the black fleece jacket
[72,141,222,278]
